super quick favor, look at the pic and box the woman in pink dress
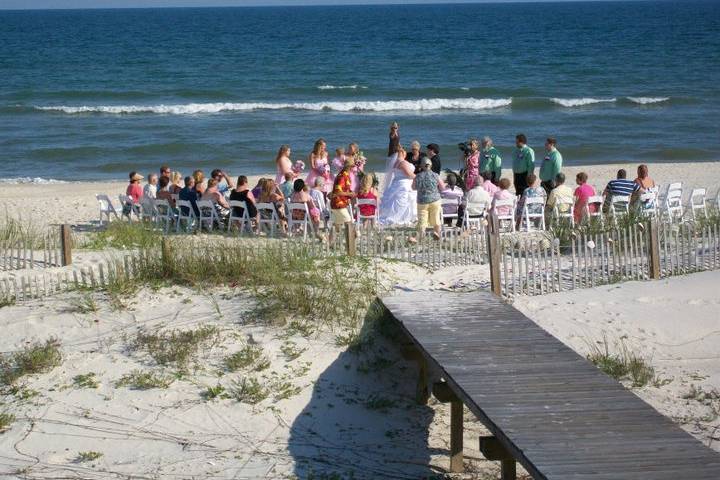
[346,142,366,192]
[464,138,481,190]
[275,144,293,184]
[306,138,331,189]
[573,171,596,224]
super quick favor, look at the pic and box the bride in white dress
[379,145,417,226]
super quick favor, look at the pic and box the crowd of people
[122,122,660,238]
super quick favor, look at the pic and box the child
[331,147,345,174]
[143,173,158,199]
[356,173,378,228]
[290,179,321,235]
[310,178,329,227]
[320,164,334,198]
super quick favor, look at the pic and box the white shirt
[143,184,157,199]
[465,186,491,215]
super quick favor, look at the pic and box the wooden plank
[60,224,72,266]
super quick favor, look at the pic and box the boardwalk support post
[345,222,356,256]
[434,382,464,473]
[60,224,72,267]
[480,436,516,480]
[486,213,502,296]
[648,218,661,279]
[401,345,429,405]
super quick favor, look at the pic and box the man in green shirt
[539,137,563,195]
[512,133,535,195]
[480,136,502,184]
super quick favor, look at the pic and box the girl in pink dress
[275,144,294,184]
[306,138,331,189]
[573,172,596,224]
[356,173,378,227]
[464,139,481,190]
[331,147,345,175]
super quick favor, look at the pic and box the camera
[458,142,472,156]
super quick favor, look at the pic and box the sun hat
[130,173,143,181]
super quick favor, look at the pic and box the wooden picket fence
[0,224,72,271]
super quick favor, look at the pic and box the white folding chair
[196,199,220,231]
[584,195,605,225]
[553,198,575,227]
[665,189,684,222]
[228,200,252,233]
[492,197,516,233]
[96,194,119,226]
[638,190,658,218]
[288,202,312,238]
[609,195,631,225]
[256,202,280,236]
[139,197,158,223]
[439,198,460,228]
[170,194,179,204]
[154,199,175,232]
[176,199,196,232]
[520,196,546,232]
[689,188,707,220]
[463,201,487,231]
[118,194,139,221]
[356,198,379,228]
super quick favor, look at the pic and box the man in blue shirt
[178,176,199,216]
[603,169,640,211]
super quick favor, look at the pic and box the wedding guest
[306,138,330,189]
[356,173,379,227]
[408,140,427,173]
[310,178,329,226]
[179,176,199,216]
[539,137,563,195]
[229,175,258,227]
[279,172,295,199]
[160,165,172,185]
[466,180,492,220]
[603,169,640,212]
[251,178,266,198]
[491,178,514,217]
[143,173,158,199]
[516,173,546,228]
[329,157,356,239]
[426,143,441,174]
[574,172,596,223]
[412,157,445,240]
[170,171,183,194]
[634,164,657,210]
[480,136,502,183]
[275,144,293,184]
[210,169,235,195]
[512,134,535,195]
[202,178,231,222]
[156,176,176,208]
[192,170,206,196]
[546,173,574,219]
[331,147,345,174]
[258,179,287,233]
[126,171,143,204]
[388,121,400,156]
[441,173,464,227]
[480,171,499,196]
[290,179,321,234]
[464,138,481,190]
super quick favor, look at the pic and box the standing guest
[539,137,563,195]
[426,143,441,174]
[170,171,183,194]
[512,134,535,196]
[160,165,172,185]
[192,170,206,196]
[491,178,514,217]
[202,178,231,224]
[407,140,427,173]
[210,169,235,196]
[143,173,158,199]
[275,145,294,184]
[464,138,481,190]
[388,121,400,157]
[329,157,356,239]
[331,147,346,175]
[412,157,445,240]
[603,169,640,211]
[258,179,288,233]
[156,176,176,208]
[279,172,295,199]
[126,171,144,204]
[516,173,546,228]
[574,172,596,223]
[179,176,199,216]
[466,179,492,220]
[441,173,464,227]
[546,173,574,219]
[356,173,379,227]
[306,138,330,189]
[310,178,329,227]
[480,137,502,183]
[229,175,258,229]
[290,179,322,235]
[480,171,499,196]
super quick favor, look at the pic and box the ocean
[0,1,719,182]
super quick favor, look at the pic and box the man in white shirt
[143,173,158,199]
[465,183,491,218]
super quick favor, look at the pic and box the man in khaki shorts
[412,157,445,240]
[329,157,356,238]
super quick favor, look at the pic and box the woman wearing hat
[412,157,445,241]
[127,171,143,204]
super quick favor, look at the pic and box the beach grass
[82,221,161,250]
[0,338,63,387]
[115,370,173,390]
[128,325,220,370]
[0,412,15,433]
[587,336,657,388]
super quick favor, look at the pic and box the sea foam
[0,177,68,184]
[551,97,617,107]
[626,96,670,105]
[316,85,367,90]
[35,98,513,114]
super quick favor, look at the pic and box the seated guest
[634,164,656,210]
[251,178,266,198]
[491,178,514,217]
[441,173,464,227]
[229,175,258,229]
[202,178,231,224]
[210,169,235,195]
[356,173,379,227]
[143,173,158,199]
[574,172,596,223]
[310,178,329,225]
[480,171,499,196]
[466,178,492,219]
[156,176,176,208]
[546,172,573,218]
[516,173,546,227]
[170,171,183,194]
[126,171,143,204]
[279,172,295,200]
[290,179,322,234]
[258,179,287,233]
[193,170,206,196]
[603,169,640,210]
[179,176,199,216]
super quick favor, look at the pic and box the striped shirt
[606,179,639,197]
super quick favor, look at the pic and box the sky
[0,0,651,10]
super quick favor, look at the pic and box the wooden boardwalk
[380,291,720,479]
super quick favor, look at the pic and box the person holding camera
[463,138,481,190]
[512,134,535,195]
[480,136,502,184]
